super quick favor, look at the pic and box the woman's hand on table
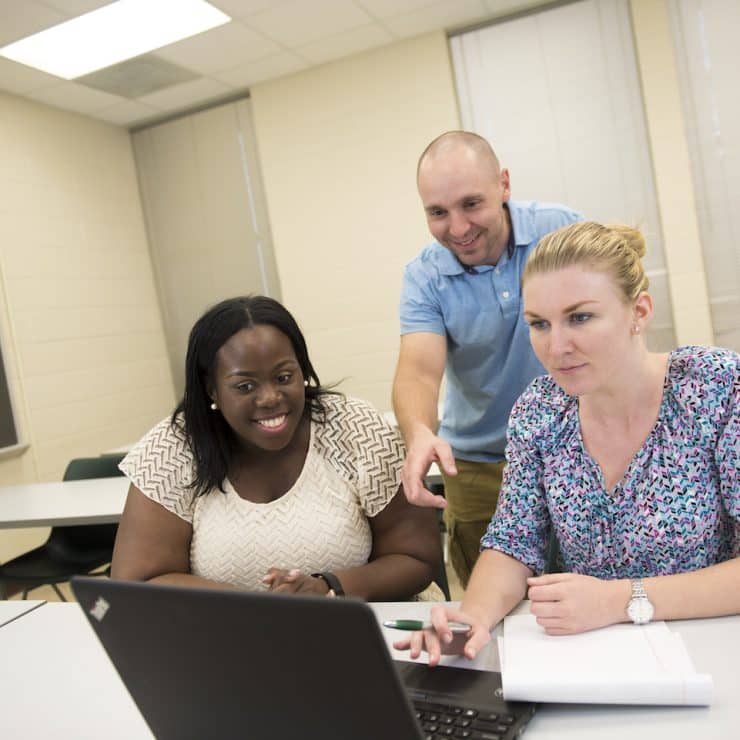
[261,568,336,596]
[392,604,490,666]
[527,572,628,634]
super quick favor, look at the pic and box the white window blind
[450,0,675,350]
[670,0,740,351]
[132,98,280,398]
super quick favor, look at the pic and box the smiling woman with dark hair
[111,296,442,601]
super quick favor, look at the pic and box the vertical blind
[670,0,740,351]
[450,0,676,350]
[132,98,281,398]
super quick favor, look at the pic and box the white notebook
[500,614,713,706]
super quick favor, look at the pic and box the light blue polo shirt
[400,200,583,462]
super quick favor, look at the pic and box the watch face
[628,597,654,625]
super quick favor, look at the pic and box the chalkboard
[0,342,18,448]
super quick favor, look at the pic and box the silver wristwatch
[627,578,654,625]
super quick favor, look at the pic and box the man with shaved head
[393,131,582,586]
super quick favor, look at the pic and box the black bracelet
[310,571,344,596]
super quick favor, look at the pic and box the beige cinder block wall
[250,32,459,411]
[0,92,175,558]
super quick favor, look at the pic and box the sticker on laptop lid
[89,596,110,622]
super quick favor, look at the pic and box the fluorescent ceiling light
[0,0,231,80]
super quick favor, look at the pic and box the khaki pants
[442,459,505,588]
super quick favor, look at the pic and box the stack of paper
[500,614,712,706]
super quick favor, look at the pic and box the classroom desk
[0,477,129,529]
[0,602,151,739]
[0,468,442,527]
[0,599,44,627]
[0,599,737,739]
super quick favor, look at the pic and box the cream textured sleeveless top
[120,395,404,591]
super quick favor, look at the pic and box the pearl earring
[210,402,218,410]
[303,380,309,387]
[634,325,640,335]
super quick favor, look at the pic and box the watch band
[631,578,647,600]
[310,571,344,597]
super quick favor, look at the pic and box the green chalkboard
[0,343,18,448]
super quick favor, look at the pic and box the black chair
[0,454,125,601]
[427,479,452,601]
[432,539,452,600]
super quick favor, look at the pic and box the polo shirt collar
[436,245,470,275]
[507,201,536,248]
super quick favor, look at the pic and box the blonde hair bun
[523,221,649,302]
[606,223,647,259]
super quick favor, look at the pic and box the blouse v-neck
[576,356,671,496]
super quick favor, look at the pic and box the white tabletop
[0,603,152,739]
[0,599,737,739]
[375,601,499,672]
[522,612,739,738]
[0,599,45,627]
[0,477,129,529]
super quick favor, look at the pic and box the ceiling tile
[246,0,373,47]
[137,76,234,112]
[210,0,292,20]
[76,55,199,98]
[383,0,490,38]
[154,20,281,75]
[0,57,61,94]
[26,81,126,115]
[91,99,161,127]
[0,0,554,123]
[0,0,65,46]
[41,0,112,15]
[356,0,438,20]
[296,22,393,66]
[213,51,308,88]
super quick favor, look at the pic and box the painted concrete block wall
[250,31,460,412]
[0,92,175,490]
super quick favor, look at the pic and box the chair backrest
[433,561,451,601]
[432,508,451,600]
[63,454,126,482]
[47,454,127,554]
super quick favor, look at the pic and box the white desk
[523,612,739,738]
[0,602,152,739]
[0,600,737,739]
[0,477,129,529]
[0,599,45,627]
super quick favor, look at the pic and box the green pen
[382,619,471,634]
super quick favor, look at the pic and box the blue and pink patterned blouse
[481,346,739,578]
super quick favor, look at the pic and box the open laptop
[71,577,535,740]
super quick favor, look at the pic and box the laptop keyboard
[412,698,518,740]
